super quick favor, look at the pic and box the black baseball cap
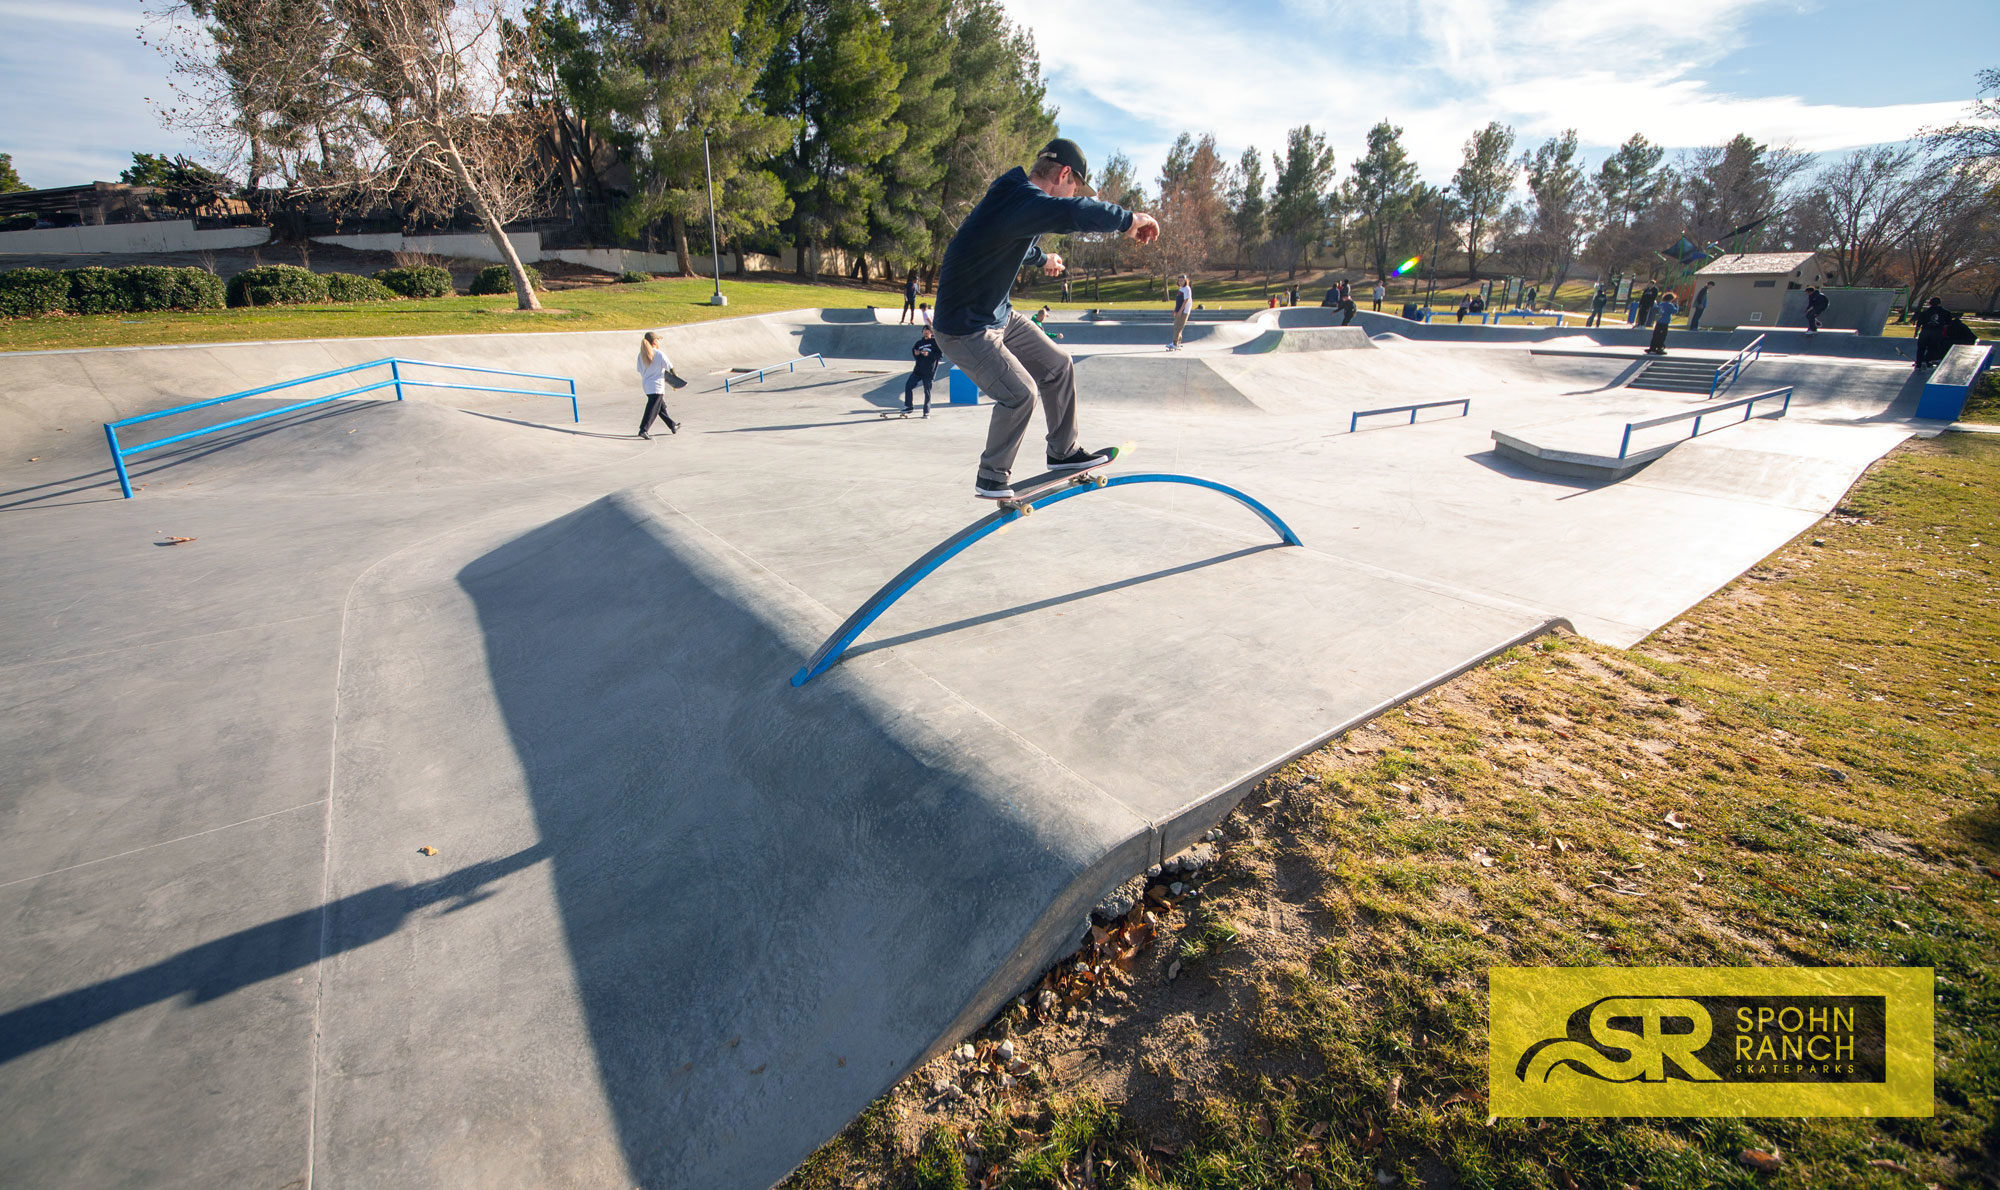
[1036,138,1094,195]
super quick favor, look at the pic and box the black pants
[903,372,934,412]
[1341,304,1355,326]
[1648,322,1670,354]
[1805,310,1821,333]
[639,391,677,434]
[1915,332,1944,367]
[1587,307,1603,327]
[901,297,916,323]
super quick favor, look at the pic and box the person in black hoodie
[931,138,1159,499]
[1914,298,1953,368]
[900,327,943,417]
[1636,283,1658,328]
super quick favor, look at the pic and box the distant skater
[931,137,1158,499]
[635,331,681,439]
[1645,293,1679,355]
[1804,285,1828,334]
[1687,281,1711,331]
[1372,280,1385,310]
[1587,285,1607,327]
[1914,297,1952,368]
[902,327,943,416]
[1171,274,1192,350]
[901,274,919,324]
[1636,283,1658,328]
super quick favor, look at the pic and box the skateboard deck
[981,446,1120,512]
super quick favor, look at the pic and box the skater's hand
[1127,213,1160,244]
[1041,253,1065,277]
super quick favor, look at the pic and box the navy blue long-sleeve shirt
[933,167,1134,337]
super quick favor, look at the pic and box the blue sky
[1005,0,1999,193]
[1,0,1994,191]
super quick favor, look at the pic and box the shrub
[618,269,650,284]
[373,264,454,299]
[469,262,543,296]
[226,263,330,308]
[0,213,35,233]
[117,266,225,312]
[0,267,70,318]
[66,267,128,315]
[324,272,397,302]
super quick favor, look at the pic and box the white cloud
[0,1,145,31]
[1003,0,1968,188]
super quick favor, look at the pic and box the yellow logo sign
[1490,968,1932,1117]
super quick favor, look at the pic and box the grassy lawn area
[787,433,2000,1190]
[0,274,897,353]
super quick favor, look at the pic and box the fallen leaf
[1307,1121,1327,1139]
[1663,810,1689,831]
[1167,958,1182,981]
[1554,837,1569,853]
[162,535,196,545]
[1867,1159,1911,1173]
[1556,1172,1579,1190]
[749,1063,766,1074]
[27,456,39,462]
[1254,1110,1273,1138]
[417,845,438,856]
[1740,1148,1783,1173]
[1386,1072,1402,1111]
[1292,1172,1312,1190]
[1359,1115,1384,1154]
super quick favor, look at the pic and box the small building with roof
[1690,252,1829,330]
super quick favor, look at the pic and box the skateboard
[878,409,928,418]
[981,446,1120,513]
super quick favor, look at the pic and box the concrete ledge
[1492,429,1664,480]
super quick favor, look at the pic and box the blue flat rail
[792,472,1302,687]
[1618,385,1793,459]
[1483,310,1567,327]
[723,353,826,392]
[101,357,578,498]
[1709,333,1765,398]
[1350,398,1471,432]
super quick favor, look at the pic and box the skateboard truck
[999,471,1105,515]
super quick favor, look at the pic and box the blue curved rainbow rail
[791,473,1302,687]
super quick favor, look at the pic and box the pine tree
[1268,125,1335,279]
[1519,130,1588,294]
[927,0,1056,278]
[767,0,905,279]
[1451,121,1515,281]
[1347,120,1417,282]
[0,153,27,193]
[871,0,954,282]
[588,0,793,274]
[1226,146,1266,278]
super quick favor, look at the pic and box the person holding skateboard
[931,137,1159,499]
[635,330,682,438]
[901,327,943,417]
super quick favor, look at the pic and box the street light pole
[1425,195,1448,313]
[704,133,727,307]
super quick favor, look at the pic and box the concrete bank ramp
[312,468,1561,1187]
[1072,354,1259,410]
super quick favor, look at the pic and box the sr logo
[1515,996,1723,1084]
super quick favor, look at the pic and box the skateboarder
[902,327,943,416]
[1644,293,1679,355]
[1170,275,1192,350]
[931,137,1159,499]
[1587,285,1608,327]
[1687,282,1711,331]
[901,274,919,324]
[635,331,681,439]
[1914,297,1952,368]
[1804,285,1829,334]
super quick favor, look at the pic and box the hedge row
[0,266,225,318]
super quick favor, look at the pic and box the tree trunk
[671,213,695,278]
[445,143,540,311]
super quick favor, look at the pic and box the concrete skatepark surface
[0,308,1935,1187]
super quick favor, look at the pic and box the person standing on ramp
[901,327,943,417]
[635,330,682,439]
[931,138,1159,499]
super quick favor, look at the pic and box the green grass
[0,274,896,353]
[787,434,2000,1189]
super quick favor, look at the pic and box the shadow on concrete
[0,402,376,511]
[449,493,1142,1187]
[0,843,551,1066]
[1464,449,1609,491]
[458,409,638,440]
[845,543,1287,659]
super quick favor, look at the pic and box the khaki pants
[1172,309,1189,346]
[934,311,1081,482]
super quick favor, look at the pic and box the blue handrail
[1351,398,1471,432]
[1482,310,1567,327]
[1709,334,1766,398]
[723,353,826,392]
[791,472,1301,687]
[101,357,579,498]
[1617,386,1793,459]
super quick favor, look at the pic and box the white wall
[0,220,272,255]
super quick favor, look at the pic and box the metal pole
[1426,197,1446,313]
[704,135,727,307]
